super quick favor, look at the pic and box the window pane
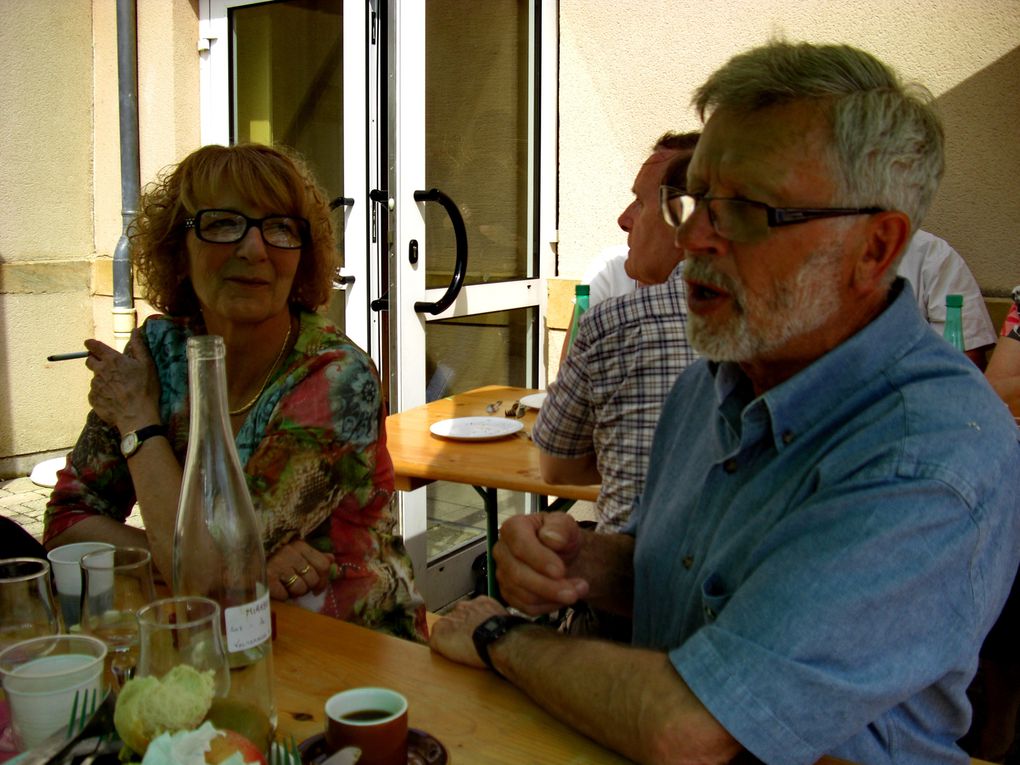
[425,1,531,289]
[232,0,343,201]
[425,307,535,561]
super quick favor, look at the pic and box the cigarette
[47,351,90,362]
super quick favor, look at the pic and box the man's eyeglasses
[659,185,883,244]
[184,209,310,249]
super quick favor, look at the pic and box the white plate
[518,392,547,410]
[430,416,524,441]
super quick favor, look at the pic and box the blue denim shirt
[629,280,1020,764]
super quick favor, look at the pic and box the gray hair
[693,40,944,232]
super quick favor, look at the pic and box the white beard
[685,240,845,362]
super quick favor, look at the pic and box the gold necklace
[228,319,293,416]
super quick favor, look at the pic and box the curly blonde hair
[129,143,338,316]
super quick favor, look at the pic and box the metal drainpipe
[112,0,140,350]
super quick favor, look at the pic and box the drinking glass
[135,596,230,697]
[79,547,155,691]
[0,558,61,652]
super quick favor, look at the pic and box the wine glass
[79,547,155,692]
[135,596,230,697]
[0,558,61,651]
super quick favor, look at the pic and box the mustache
[683,257,737,294]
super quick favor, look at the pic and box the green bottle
[943,294,964,352]
[568,284,590,349]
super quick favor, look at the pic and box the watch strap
[472,614,529,677]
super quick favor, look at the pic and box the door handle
[369,189,394,209]
[412,188,468,315]
[329,196,355,211]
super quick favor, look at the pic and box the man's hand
[494,512,589,615]
[267,539,335,600]
[429,595,509,668]
[85,330,161,434]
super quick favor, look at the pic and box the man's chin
[689,314,757,362]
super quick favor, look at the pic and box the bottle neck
[187,335,233,440]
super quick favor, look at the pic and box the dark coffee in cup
[325,687,408,765]
[341,709,392,722]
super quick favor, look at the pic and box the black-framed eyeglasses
[659,185,883,244]
[184,209,310,249]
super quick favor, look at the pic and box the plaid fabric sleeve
[532,315,597,458]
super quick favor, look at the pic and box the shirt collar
[711,279,929,450]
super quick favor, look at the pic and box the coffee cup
[325,687,408,765]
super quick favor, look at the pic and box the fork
[19,687,115,765]
[270,734,302,765]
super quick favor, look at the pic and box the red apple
[205,729,267,765]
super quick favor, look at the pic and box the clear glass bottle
[943,294,965,352]
[173,335,276,752]
[567,283,590,349]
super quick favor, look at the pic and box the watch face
[479,616,505,640]
[121,432,139,456]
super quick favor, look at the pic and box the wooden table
[272,603,999,765]
[385,385,599,595]
[272,602,629,764]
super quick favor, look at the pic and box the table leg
[538,496,576,514]
[473,485,500,599]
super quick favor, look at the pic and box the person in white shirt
[578,244,633,307]
[897,230,996,368]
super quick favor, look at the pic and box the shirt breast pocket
[700,571,731,624]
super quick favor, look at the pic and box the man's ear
[854,211,911,290]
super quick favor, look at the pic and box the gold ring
[297,564,312,576]
[282,573,300,589]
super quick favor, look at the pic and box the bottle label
[224,591,271,652]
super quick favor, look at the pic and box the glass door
[388,1,554,606]
[200,0,555,609]
[201,0,375,354]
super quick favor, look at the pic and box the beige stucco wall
[0,0,198,476]
[0,0,96,475]
[557,0,1020,298]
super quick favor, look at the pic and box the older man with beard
[429,40,1020,765]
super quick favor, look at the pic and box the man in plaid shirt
[534,134,699,534]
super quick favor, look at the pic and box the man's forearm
[491,627,741,764]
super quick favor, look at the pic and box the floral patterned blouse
[45,311,428,642]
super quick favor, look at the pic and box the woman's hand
[267,539,335,600]
[85,330,162,434]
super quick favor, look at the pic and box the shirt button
[682,555,694,570]
[723,458,737,474]
[782,431,795,445]
[704,605,716,620]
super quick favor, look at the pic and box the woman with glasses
[43,144,428,642]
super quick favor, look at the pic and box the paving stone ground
[1,476,143,542]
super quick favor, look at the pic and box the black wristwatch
[472,614,530,677]
[120,424,166,459]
